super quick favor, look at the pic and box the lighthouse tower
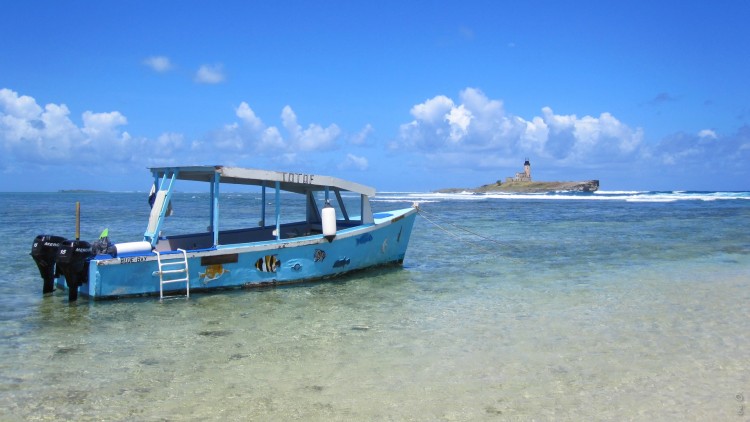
[507,158,533,182]
[523,158,531,180]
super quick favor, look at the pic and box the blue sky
[1,0,749,192]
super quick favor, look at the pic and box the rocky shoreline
[437,180,600,194]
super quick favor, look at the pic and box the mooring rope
[415,205,515,255]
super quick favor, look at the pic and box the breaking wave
[373,190,750,203]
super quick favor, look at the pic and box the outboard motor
[55,239,92,301]
[31,234,66,294]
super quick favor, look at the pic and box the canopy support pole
[274,181,281,240]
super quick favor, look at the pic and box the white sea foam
[374,190,750,203]
[372,199,440,204]
[373,192,486,202]
[594,190,648,195]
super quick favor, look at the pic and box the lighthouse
[506,158,533,183]
[523,158,531,180]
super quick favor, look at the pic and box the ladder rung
[159,269,187,274]
[159,257,187,262]
[162,278,189,284]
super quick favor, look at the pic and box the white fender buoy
[321,201,336,242]
[115,241,153,255]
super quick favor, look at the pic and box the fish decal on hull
[255,255,280,273]
[356,233,373,245]
[333,258,350,268]
[199,264,230,284]
[314,249,326,262]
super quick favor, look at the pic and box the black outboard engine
[55,239,92,302]
[31,234,66,294]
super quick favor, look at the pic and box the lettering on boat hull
[282,172,315,184]
[120,256,148,264]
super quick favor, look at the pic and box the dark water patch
[118,386,152,396]
[722,245,750,255]
[229,353,254,361]
[53,345,82,357]
[198,329,232,337]
[485,406,503,415]
[0,375,24,391]
[350,325,370,331]
[65,389,88,405]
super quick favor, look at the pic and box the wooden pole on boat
[75,201,81,241]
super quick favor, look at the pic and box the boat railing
[154,220,362,252]
[154,233,214,252]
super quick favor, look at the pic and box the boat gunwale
[94,207,417,266]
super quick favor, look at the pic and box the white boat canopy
[145,166,376,248]
[149,165,376,197]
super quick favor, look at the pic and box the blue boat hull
[56,207,417,299]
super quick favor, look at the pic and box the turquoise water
[1,191,749,420]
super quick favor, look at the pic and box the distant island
[58,189,104,193]
[436,159,599,193]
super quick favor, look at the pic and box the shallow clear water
[1,191,749,420]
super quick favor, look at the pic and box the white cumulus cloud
[1,89,83,162]
[207,102,343,165]
[698,129,717,139]
[236,102,264,131]
[339,153,369,171]
[0,88,42,118]
[410,95,454,124]
[2,86,748,191]
[446,105,472,143]
[143,56,173,72]
[82,110,128,140]
[0,88,162,169]
[195,64,225,84]
[396,87,643,168]
[280,105,340,152]
[351,123,373,145]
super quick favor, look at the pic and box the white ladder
[156,249,190,299]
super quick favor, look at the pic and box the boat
[30,166,419,301]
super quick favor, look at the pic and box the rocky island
[437,159,599,193]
